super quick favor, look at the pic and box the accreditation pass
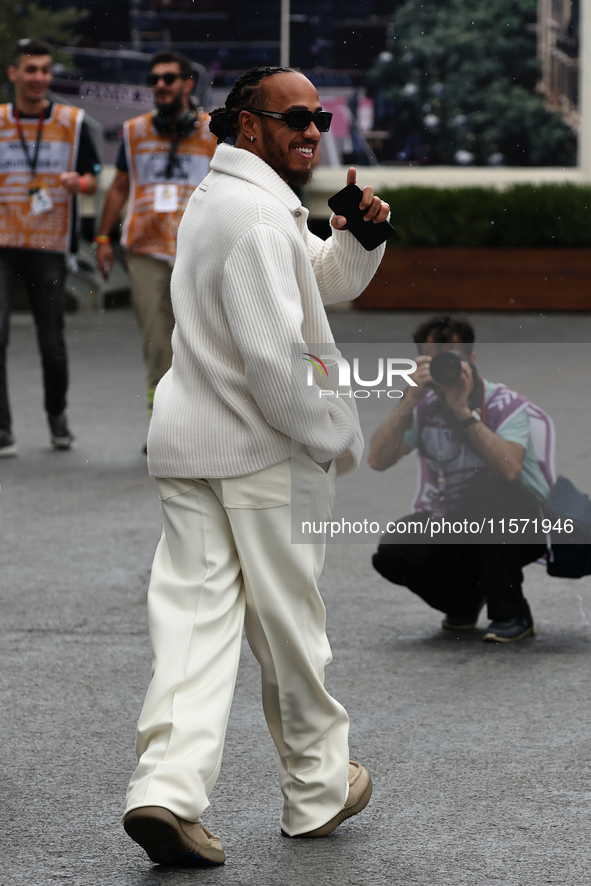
[154,183,178,212]
[29,177,53,215]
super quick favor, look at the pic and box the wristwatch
[460,409,482,429]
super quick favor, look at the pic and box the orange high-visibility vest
[121,111,216,261]
[0,102,84,253]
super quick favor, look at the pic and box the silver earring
[250,136,254,142]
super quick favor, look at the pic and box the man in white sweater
[122,66,390,867]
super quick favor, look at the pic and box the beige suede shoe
[285,761,373,838]
[123,806,225,866]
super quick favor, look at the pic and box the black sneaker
[442,598,486,631]
[48,413,75,451]
[0,429,17,458]
[483,614,535,643]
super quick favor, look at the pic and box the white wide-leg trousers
[124,451,350,836]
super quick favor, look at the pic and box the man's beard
[155,91,183,117]
[260,120,313,187]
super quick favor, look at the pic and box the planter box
[355,248,591,311]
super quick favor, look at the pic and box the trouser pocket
[219,458,291,509]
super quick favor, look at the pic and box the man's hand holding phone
[328,168,393,250]
[330,167,390,229]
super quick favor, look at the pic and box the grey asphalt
[1,307,591,886]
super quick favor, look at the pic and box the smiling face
[239,72,322,186]
[8,54,52,108]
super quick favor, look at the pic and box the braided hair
[209,66,297,144]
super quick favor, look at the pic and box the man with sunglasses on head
[96,51,216,422]
[121,66,389,868]
[0,39,100,456]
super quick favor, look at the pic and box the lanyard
[164,133,181,180]
[419,371,487,504]
[420,425,465,505]
[14,107,45,177]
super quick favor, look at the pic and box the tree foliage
[367,0,576,166]
[0,1,86,87]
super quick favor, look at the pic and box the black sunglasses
[147,72,183,86]
[243,107,333,132]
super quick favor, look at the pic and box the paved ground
[1,307,591,886]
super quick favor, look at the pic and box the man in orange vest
[96,51,217,422]
[0,39,100,456]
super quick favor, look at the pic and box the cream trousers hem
[124,449,350,835]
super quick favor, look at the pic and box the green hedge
[380,183,591,247]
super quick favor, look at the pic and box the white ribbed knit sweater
[147,143,385,479]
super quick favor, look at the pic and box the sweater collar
[210,143,302,212]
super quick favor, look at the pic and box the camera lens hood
[430,350,463,385]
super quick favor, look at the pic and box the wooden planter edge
[355,247,591,311]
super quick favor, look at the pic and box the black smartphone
[327,183,395,251]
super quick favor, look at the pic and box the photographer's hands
[404,355,433,404]
[402,354,473,415]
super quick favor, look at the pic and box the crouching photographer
[369,315,551,643]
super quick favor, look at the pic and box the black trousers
[0,248,68,432]
[373,473,547,622]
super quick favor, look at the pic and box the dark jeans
[0,248,68,432]
[373,472,547,622]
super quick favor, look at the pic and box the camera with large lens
[429,349,467,386]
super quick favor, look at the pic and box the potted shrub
[356,183,591,310]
